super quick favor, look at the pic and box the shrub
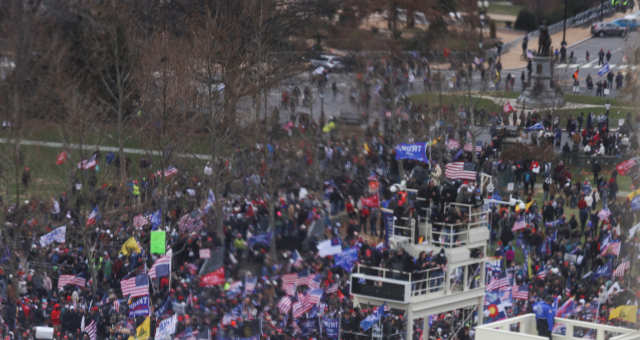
[515,9,538,31]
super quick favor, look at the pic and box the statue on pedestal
[537,25,551,57]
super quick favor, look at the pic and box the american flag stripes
[463,143,482,153]
[149,250,172,279]
[77,154,97,170]
[302,289,323,309]
[536,269,547,280]
[296,275,315,287]
[512,219,527,232]
[84,320,97,340]
[113,299,120,312]
[487,276,510,291]
[601,241,621,257]
[326,282,339,294]
[445,162,477,181]
[292,301,306,318]
[57,275,86,290]
[512,285,529,300]
[120,274,149,297]
[613,261,630,278]
[282,273,298,296]
[278,296,292,314]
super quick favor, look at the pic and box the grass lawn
[0,119,213,155]
[410,92,502,112]
[551,106,629,127]
[488,3,523,16]
[0,142,208,204]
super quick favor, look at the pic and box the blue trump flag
[598,63,610,77]
[360,304,385,331]
[248,232,272,248]
[395,143,429,163]
[631,196,640,211]
[333,248,359,272]
[322,317,340,339]
[526,122,544,131]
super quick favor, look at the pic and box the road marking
[555,63,567,68]
[569,64,580,68]
[582,59,598,69]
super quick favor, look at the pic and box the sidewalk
[500,12,629,70]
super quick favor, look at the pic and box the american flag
[613,261,630,278]
[77,154,97,170]
[84,320,97,340]
[277,296,292,314]
[302,288,323,309]
[296,274,314,288]
[282,273,298,296]
[446,139,461,150]
[149,250,172,279]
[326,282,339,294]
[86,207,99,227]
[463,143,483,153]
[113,299,120,312]
[536,269,547,280]
[512,285,529,300]
[292,301,306,318]
[58,275,86,290]
[120,274,149,297]
[487,276,510,291]
[602,241,621,256]
[512,218,527,232]
[156,166,178,178]
[445,162,477,181]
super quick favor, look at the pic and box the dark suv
[591,22,628,37]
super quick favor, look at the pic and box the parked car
[611,18,639,31]
[310,54,344,71]
[591,22,628,37]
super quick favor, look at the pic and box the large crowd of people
[0,55,639,340]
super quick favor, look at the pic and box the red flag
[199,267,225,287]
[443,47,450,58]
[616,159,637,176]
[360,194,379,208]
[56,151,68,165]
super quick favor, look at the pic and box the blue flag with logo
[333,248,359,272]
[248,232,272,248]
[598,63,610,77]
[395,143,429,163]
[322,317,340,339]
[360,304,385,331]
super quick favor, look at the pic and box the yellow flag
[364,143,370,154]
[609,305,637,323]
[120,237,141,256]
[128,316,150,340]
[627,188,640,201]
[525,200,534,212]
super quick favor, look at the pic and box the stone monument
[517,25,565,108]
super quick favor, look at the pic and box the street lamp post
[477,1,489,44]
[562,0,568,45]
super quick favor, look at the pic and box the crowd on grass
[0,76,639,340]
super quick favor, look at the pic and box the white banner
[155,314,177,340]
[39,226,66,247]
